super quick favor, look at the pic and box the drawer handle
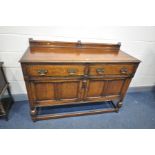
[96,68,104,74]
[68,68,77,75]
[37,69,48,76]
[120,67,128,74]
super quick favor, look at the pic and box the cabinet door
[85,78,125,101]
[32,79,83,106]
[103,79,125,96]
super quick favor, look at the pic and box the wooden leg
[7,87,14,103]
[30,107,37,122]
[117,101,123,108]
[110,101,119,113]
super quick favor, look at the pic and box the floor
[0,91,155,129]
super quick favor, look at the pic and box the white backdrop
[0,26,155,96]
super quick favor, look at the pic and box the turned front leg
[30,107,37,122]
[117,101,123,108]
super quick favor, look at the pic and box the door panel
[104,79,124,96]
[35,83,55,100]
[86,78,125,100]
[87,80,105,97]
[59,81,80,99]
[33,79,82,105]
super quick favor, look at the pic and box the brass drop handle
[96,68,104,74]
[37,69,48,76]
[68,68,77,75]
[120,67,128,74]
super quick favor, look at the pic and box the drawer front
[25,65,85,77]
[89,64,135,76]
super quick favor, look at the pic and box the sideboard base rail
[31,101,119,122]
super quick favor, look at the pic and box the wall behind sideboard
[0,26,155,99]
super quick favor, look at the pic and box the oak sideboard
[20,39,140,121]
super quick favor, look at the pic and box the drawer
[89,64,135,76]
[25,65,85,77]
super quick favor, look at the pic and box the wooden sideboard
[20,39,140,121]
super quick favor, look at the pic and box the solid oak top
[20,39,140,63]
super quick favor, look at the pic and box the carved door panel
[85,78,125,101]
[57,80,83,103]
[86,79,106,99]
[32,79,83,106]
[103,79,125,96]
